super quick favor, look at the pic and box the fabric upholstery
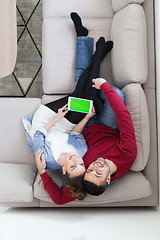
[0,163,37,202]
[42,18,113,94]
[112,0,145,12]
[0,0,158,207]
[34,171,151,205]
[0,98,41,164]
[122,83,150,171]
[43,0,113,19]
[111,4,148,88]
[42,95,67,105]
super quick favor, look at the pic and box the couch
[0,0,158,207]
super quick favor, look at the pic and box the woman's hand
[56,104,68,120]
[44,104,68,132]
[85,105,96,120]
[92,78,107,89]
[35,148,46,175]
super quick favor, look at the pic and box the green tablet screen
[69,97,92,113]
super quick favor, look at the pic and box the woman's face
[60,152,86,176]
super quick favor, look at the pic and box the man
[82,78,137,196]
[35,78,137,204]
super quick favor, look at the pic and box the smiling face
[60,152,86,177]
[84,158,111,186]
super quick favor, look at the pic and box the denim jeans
[75,36,94,85]
[75,36,124,132]
[83,87,124,132]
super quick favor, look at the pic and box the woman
[23,12,113,201]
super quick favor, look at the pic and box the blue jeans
[75,36,124,132]
[75,36,94,85]
[83,87,124,132]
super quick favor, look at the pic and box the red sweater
[83,82,137,181]
[40,82,137,204]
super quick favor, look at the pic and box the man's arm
[41,172,76,205]
[92,78,137,156]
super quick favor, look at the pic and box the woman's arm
[44,104,68,132]
[35,148,46,174]
[72,106,96,134]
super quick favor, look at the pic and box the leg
[75,40,113,87]
[70,12,88,37]
[71,12,93,85]
[72,37,105,99]
[98,86,124,132]
[46,38,110,124]
[72,12,113,88]
[75,36,94,86]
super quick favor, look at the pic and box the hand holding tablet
[68,97,93,113]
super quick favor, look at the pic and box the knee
[112,86,124,103]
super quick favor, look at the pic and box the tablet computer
[68,97,93,114]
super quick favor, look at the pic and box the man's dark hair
[83,180,108,196]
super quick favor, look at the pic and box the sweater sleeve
[40,172,76,205]
[100,82,137,157]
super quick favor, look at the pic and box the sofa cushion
[122,83,150,171]
[43,17,113,94]
[0,163,37,202]
[43,0,113,19]
[34,170,151,205]
[111,4,148,88]
[42,95,67,105]
[34,170,63,201]
[0,98,41,164]
[112,0,145,12]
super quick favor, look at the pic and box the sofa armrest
[0,163,37,203]
[0,98,41,165]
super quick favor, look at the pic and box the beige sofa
[0,0,158,207]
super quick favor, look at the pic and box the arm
[43,104,68,132]
[40,172,76,205]
[72,106,96,133]
[92,78,137,156]
[35,149,76,205]
[33,104,69,158]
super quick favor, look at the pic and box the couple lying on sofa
[23,13,137,205]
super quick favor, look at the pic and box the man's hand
[56,104,68,120]
[85,105,96,120]
[35,148,46,175]
[92,78,107,89]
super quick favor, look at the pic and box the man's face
[61,152,86,177]
[84,158,111,185]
